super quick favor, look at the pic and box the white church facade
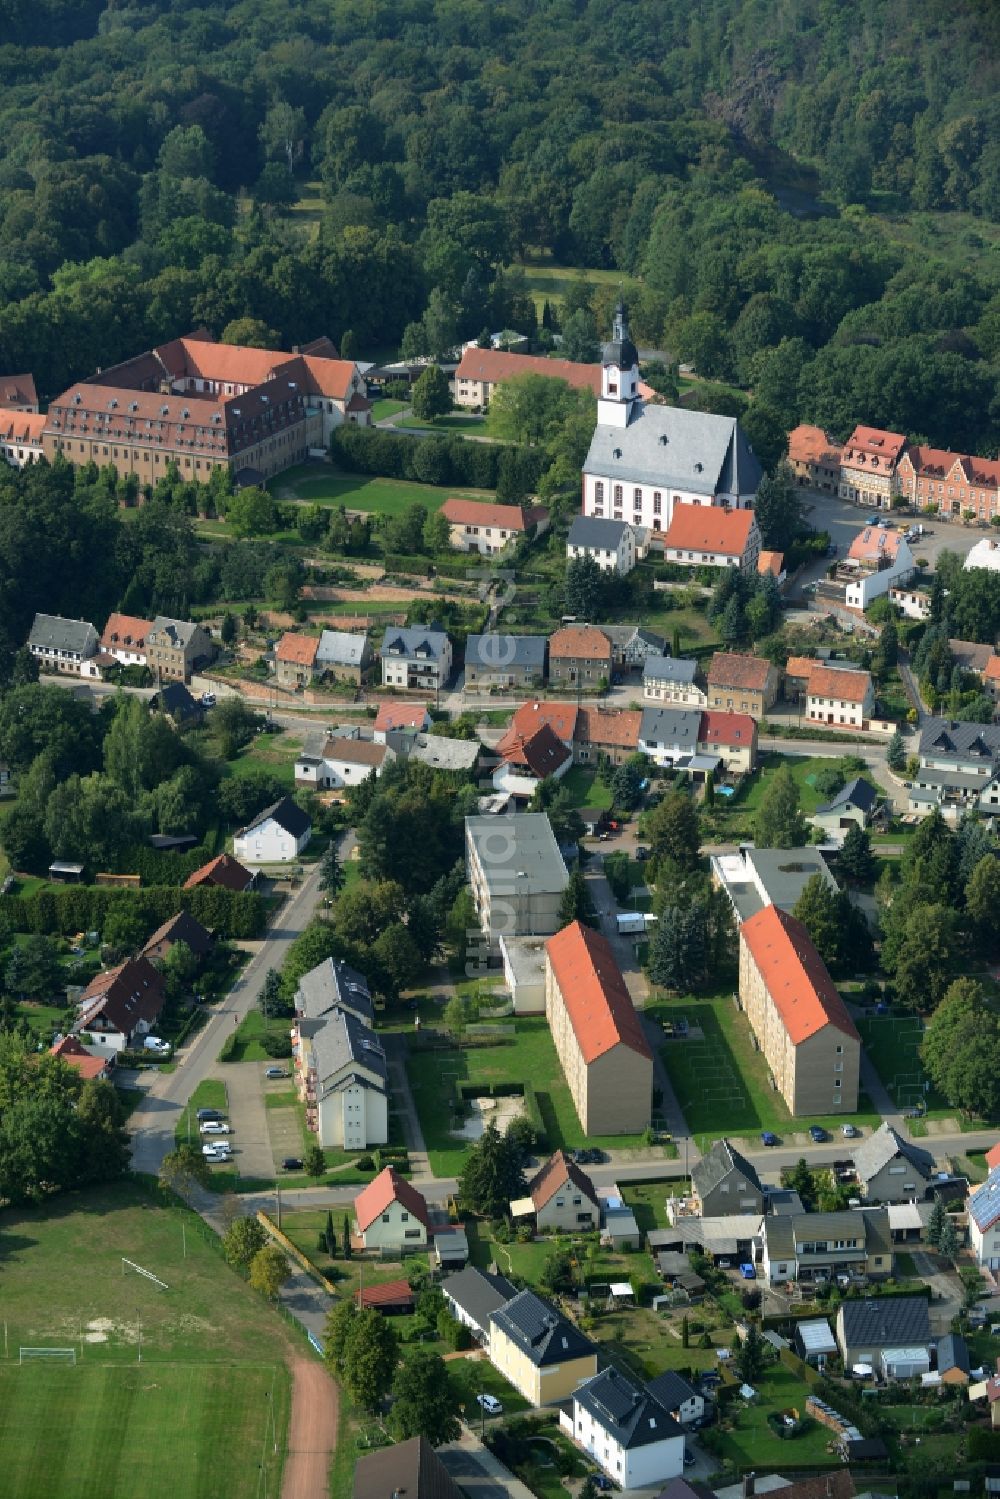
[581,303,762,539]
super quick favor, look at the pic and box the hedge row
[0,886,266,940]
[331,425,547,493]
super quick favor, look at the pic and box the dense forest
[0,0,999,448]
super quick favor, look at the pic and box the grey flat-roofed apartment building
[465,813,568,941]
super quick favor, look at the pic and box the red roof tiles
[663,506,758,557]
[440,497,531,532]
[740,906,859,1046]
[374,701,431,733]
[354,1165,430,1232]
[549,624,613,661]
[787,424,843,468]
[183,852,254,891]
[707,652,772,692]
[502,700,578,748]
[500,721,572,778]
[101,612,156,652]
[528,1150,599,1211]
[545,921,652,1064]
[275,632,320,666]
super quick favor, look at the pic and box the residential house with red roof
[500,700,578,751]
[573,706,643,766]
[0,409,45,468]
[544,920,652,1134]
[661,506,761,573]
[274,632,320,688]
[842,523,914,609]
[786,424,843,491]
[706,652,780,718]
[738,906,860,1115]
[73,957,167,1053]
[839,426,907,510]
[493,721,572,801]
[799,662,875,729]
[454,346,606,407]
[100,613,156,668]
[698,710,758,774]
[897,444,1000,522]
[548,624,613,690]
[0,372,38,412]
[373,700,432,740]
[51,1034,114,1081]
[141,909,214,963]
[183,852,255,891]
[513,1149,600,1233]
[353,1166,430,1253]
[439,497,547,555]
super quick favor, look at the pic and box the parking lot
[795,491,986,594]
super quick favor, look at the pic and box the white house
[843,526,914,609]
[645,1371,705,1428]
[73,958,167,1054]
[233,795,312,863]
[492,721,572,801]
[964,538,1000,574]
[968,1166,1000,1269]
[27,613,99,676]
[566,515,638,575]
[295,1008,388,1150]
[571,1367,685,1491]
[642,656,706,707]
[295,729,394,788]
[801,663,876,729]
[661,506,762,573]
[100,613,155,667]
[353,1166,430,1253]
[380,626,452,694]
[581,301,761,539]
[0,409,45,467]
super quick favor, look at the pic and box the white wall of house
[572,1402,684,1490]
[316,1080,387,1150]
[642,679,707,708]
[969,1215,1000,1269]
[360,1198,428,1253]
[566,530,636,575]
[234,817,310,864]
[804,688,874,728]
[583,475,723,535]
[845,542,914,609]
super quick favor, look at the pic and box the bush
[262,1032,293,1058]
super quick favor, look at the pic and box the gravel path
[281,1357,339,1499]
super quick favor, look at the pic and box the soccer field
[0,1363,282,1499]
[0,1183,293,1499]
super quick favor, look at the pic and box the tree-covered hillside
[0,0,998,448]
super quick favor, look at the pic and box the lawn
[406,1018,647,1175]
[624,1179,690,1234]
[700,752,883,839]
[370,398,406,421]
[515,258,622,315]
[272,463,494,516]
[0,1181,291,1499]
[856,1014,972,1121]
[221,1008,293,1063]
[710,1364,838,1468]
[220,732,300,789]
[560,765,614,811]
[652,991,880,1141]
[396,412,489,434]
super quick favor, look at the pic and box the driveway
[439,1433,536,1499]
[223,1061,278,1179]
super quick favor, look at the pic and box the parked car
[200,1121,231,1135]
[143,1036,170,1054]
[201,692,216,707]
[739,1263,756,1280]
[635,846,650,862]
[477,1394,503,1415]
[761,1131,779,1146]
[593,1478,614,1492]
[202,1143,231,1159]
[809,1125,827,1143]
[841,1123,860,1138]
[264,1066,286,1079]
[197,1108,224,1122]
[281,1157,303,1171]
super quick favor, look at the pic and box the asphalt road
[129,860,326,1176]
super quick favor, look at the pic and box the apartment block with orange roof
[896,444,1000,521]
[738,905,860,1115]
[573,706,642,766]
[544,920,652,1135]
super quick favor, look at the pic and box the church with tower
[581,301,762,539]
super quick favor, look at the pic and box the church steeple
[598,297,640,428]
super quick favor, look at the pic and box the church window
[594,481,604,503]
[613,484,623,503]
[653,494,662,515]
[633,487,642,506]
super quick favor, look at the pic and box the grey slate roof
[381,625,449,662]
[839,1295,931,1350]
[406,733,480,772]
[316,629,369,668]
[239,795,312,840]
[574,1367,679,1451]
[639,706,701,750]
[441,1266,516,1329]
[919,716,1000,765]
[295,957,372,1025]
[584,405,762,498]
[568,515,631,550]
[937,1332,970,1376]
[602,624,666,654]
[852,1122,933,1186]
[149,615,201,648]
[488,1289,595,1367]
[644,655,698,685]
[645,1369,700,1414]
[465,633,547,671]
[153,681,201,719]
[310,1009,387,1094]
[816,776,879,816]
[691,1138,762,1201]
[28,613,98,655]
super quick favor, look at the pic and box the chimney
[742,1474,755,1499]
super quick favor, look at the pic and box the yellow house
[488,1290,597,1405]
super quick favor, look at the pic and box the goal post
[19,1348,76,1365]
